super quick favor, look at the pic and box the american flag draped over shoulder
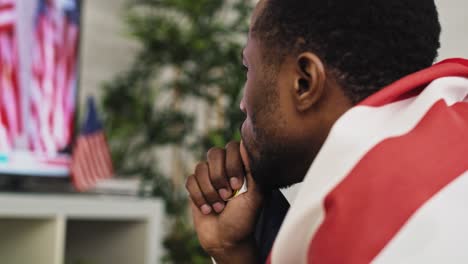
[268,59,468,263]
[29,0,79,155]
[0,0,20,151]
[71,97,113,192]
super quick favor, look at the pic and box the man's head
[240,0,441,190]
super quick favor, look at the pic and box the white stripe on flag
[373,171,468,264]
[52,59,66,147]
[270,77,468,264]
[0,12,14,27]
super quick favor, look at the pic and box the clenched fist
[186,141,263,263]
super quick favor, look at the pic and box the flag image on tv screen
[0,0,81,177]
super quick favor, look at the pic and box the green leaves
[101,0,252,262]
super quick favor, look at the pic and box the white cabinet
[0,194,164,264]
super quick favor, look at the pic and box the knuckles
[225,141,240,150]
[185,174,194,190]
[195,162,208,176]
[206,147,225,161]
[225,142,243,177]
[206,148,228,185]
[189,143,242,195]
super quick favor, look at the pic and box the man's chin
[240,135,302,190]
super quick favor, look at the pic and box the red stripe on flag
[0,4,13,8]
[0,4,13,11]
[307,101,468,263]
[360,60,468,107]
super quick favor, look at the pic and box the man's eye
[243,65,249,73]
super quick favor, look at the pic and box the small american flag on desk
[71,97,113,191]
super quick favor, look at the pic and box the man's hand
[186,141,263,263]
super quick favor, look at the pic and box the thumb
[239,140,251,174]
[239,141,261,200]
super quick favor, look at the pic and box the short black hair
[253,0,441,103]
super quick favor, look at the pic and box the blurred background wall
[435,0,468,60]
[79,0,140,106]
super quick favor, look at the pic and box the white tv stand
[0,193,164,264]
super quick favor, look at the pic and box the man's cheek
[242,120,259,153]
[241,118,253,142]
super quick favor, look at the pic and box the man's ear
[293,52,326,112]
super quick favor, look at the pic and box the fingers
[225,141,245,190]
[239,141,251,174]
[185,174,212,215]
[207,148,232,200]
[195,162,226,213]
[240,140,259,193]
[239,140,262,205]
[186,141,249,215]
[186,160,226,215]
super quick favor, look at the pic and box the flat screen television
[0,0,81,178]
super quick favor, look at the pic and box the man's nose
[240,97,246,114]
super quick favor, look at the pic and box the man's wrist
[210,238,259,264]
